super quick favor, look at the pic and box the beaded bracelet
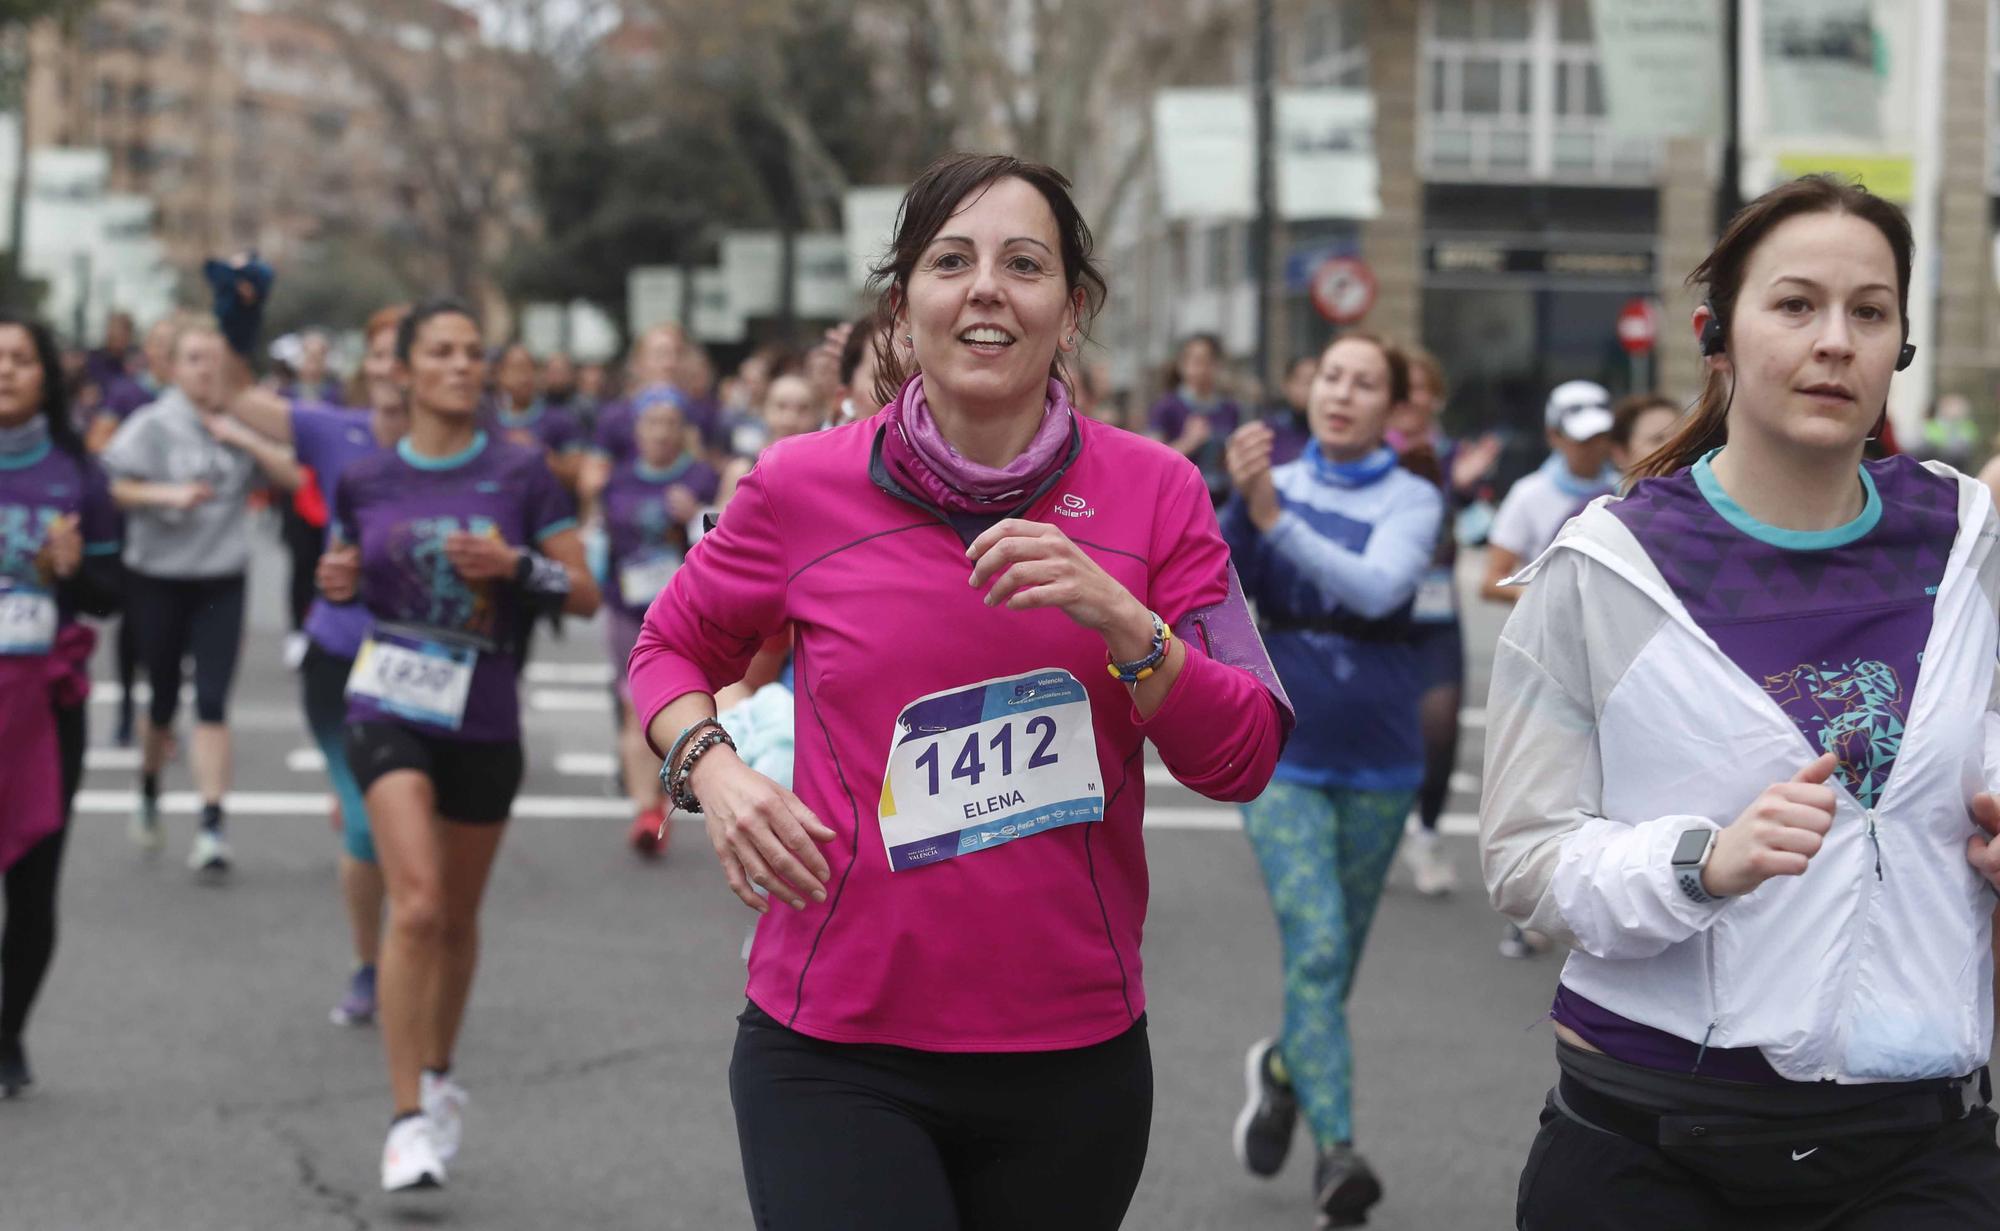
[668,727,737,814]
[662,718,723,786]
[1106,610,1173,684]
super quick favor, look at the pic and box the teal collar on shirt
[1692,447,1880,550]
[496,400,544,429]
[398,430,489,471]
[635,454,694,484]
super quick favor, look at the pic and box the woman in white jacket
[1483,173,2000,1229]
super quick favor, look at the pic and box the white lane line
[72,789,1481,835]
[1144,808,1479,836]
[529,688,615,713]
[556,751,619,776]
[525,662,614,686]
[287,748,327,773]
[83,748,142,770]
[1143,764,1480,796]
[74,790,633,820]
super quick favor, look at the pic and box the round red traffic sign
[1617,297,1658,355]
[1310,257,1377,325]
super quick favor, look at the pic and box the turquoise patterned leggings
[1240,781,1413,1147]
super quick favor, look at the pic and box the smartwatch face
[1672,828,1713,865]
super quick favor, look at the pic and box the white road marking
[1143,808,1479,836]
[83,748,142,770]
[556,751,619,776]
[525,661,615,686]
[529,688,616,713]
[287,748,327,773]
[73,788,1480,835]
[75,790,635,820]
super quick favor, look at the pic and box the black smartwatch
[1671,826,1723,905]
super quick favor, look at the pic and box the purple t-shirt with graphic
[602,455,719,618]
[0,441,121,635]
[332,433,577,743]
[291,401,382,659]
[1557,451,1960,1082]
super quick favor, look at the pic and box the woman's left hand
[1966,793,2000,891]
[36,513,81,581]
[445,531,520,582]
[966,519,1146,643]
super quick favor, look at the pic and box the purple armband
[1172,562,1295,742]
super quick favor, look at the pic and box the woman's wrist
[1248,494,1283,533]
[1099,595,1157,663]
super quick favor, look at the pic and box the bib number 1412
[911,716,1060,796]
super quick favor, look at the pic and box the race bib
[618,551,681,609]
[0,582,56,655]
[878,668,1105,872]
[346,634,476,731]
[1412,566,1457,623]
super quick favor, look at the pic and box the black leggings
[729,1002,1153,1231]
[1,703,85,1043]
[128,572,246,727]
[280,499,321,632]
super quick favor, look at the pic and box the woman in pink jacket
[629,153,1290,1230]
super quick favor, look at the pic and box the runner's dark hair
[1631,174,1912,481]
[0,310,82,460]
[395,297,482,364]
[868,153,1107,407]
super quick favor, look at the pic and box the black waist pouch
[1558,1060,1989,1208]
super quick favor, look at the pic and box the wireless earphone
[1699,298,1915,371]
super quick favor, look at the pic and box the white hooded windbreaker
[1480,462,1999,1084]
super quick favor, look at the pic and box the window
[1424,0,1657,182]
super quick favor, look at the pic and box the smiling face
[0,325,46,427]
[398,312,486,420]
[900,175,1081,419]
[1715,210,1904,456]
[1308,337,1397,461]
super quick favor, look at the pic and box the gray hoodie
[101,387,261,578]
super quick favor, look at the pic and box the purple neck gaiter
[883,373,1074,512]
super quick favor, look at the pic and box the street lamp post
[1251,0,1275,388]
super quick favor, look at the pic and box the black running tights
[1,703,85,1043]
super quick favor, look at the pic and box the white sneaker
[187,830,231,878]
[421,1070,467,1162]
[1403,828,1458,897]
[381,1115,446,1192]
[129,797,163,851]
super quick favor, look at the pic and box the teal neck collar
[398,430,489,471]
[1692,447,1880,550]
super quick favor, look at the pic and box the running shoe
[1233,1037,1299,1177]
[1313,1144,1383,1228]
[129,795,163,851]
[1402,828,1458,897]
[629,807,668,858]
[1499,923,1552,960]
[187,830,232,878]
[0,1037,31,1098]
[421,1070,467,1162]
[381,1115,446,1192]
[330,965,377,1026]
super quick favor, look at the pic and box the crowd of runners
[3,160,2000,1231]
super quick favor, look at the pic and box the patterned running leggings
[1240,781,1414,1147]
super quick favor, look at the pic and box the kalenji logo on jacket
[1056,493,1095,520]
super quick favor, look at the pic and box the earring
[1065,334,1076,349]
[904,334,913,347]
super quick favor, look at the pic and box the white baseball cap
[1545,380,1614,442]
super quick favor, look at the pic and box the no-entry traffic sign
[1310,257,1377,325]
[1617,297,1659,355]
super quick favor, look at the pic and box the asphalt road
[4,529,1563,1231]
